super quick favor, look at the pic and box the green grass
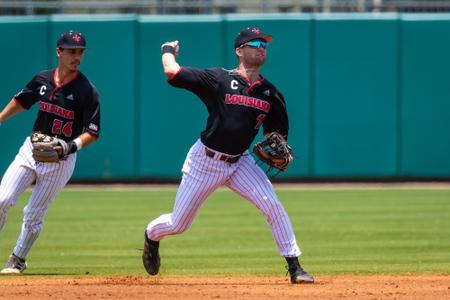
[0,187,449,276]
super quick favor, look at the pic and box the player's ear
[235,47,243,58]
[56,47,62,57]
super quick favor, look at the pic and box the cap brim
[57,45,88,49]
[258,34,273,43]
[247,34,273,44]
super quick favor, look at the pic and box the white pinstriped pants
[147,139,301,257]
[0,137,76,259]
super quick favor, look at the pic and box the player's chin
[254,57,266,66]
[70,61,80,67]
[69,65,80,71]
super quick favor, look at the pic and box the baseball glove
[253,132,294,172]
[31,132,69,163]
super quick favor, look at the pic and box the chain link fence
[1,0,450,15]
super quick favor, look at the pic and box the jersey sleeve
[13,75,40,109]
[83,85,101,137]
[168,67,218,98]
[263,90,289,139]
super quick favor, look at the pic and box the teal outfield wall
[1,13,449,180]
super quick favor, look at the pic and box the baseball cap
[234,27,273,49]
[56,30,87,49]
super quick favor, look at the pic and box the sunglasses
[240,40,267,49]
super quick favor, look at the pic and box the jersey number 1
[52,119,73,137]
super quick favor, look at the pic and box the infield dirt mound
[0,275,449,299]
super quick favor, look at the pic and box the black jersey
[169,67,289,155]
[14,69,101,142]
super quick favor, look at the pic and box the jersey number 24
[52,119,73,137]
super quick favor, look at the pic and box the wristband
[162,45,175,55]
[73,137,83,150]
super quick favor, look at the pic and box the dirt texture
[0,275,449,300]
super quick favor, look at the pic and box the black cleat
[286,258,314,284]
[142,231,160,275]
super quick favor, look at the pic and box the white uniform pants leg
[226,153,301,258]
[0,137,76,259]
[13,156,75,259]
[0,153,36,232]
[147,140,232,241]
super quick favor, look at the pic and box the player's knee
[170,213,195,235]
[265,200,288,222]
[171,220,191,235]
[172,225,189,235]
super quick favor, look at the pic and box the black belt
[204,148,241,164]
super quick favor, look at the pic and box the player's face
[238,40,267,67]
[57,48,85,72]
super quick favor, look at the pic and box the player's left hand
[31,133,61,163]
[31,133,72,162]
[253,132,294,172]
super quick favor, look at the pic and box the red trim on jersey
[232,68,265,93]
[49,88,58,102]
[247,75,265,93]
[13,98,27,109]
[167,67,183,82]
[50,69,80,101]
[233,69,251,85]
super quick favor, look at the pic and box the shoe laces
[15,260,26,269]
[286,262,305,276]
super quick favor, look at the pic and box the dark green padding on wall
[0,17,48,177]
[313,14,399,177]
[400,14,450,177]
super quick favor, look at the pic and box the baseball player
[0,31,101,274]
[143,27,314,284]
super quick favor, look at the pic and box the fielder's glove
[253,132,294,172]
[31,132,72,163]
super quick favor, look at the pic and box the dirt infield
[0,275,449,300]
